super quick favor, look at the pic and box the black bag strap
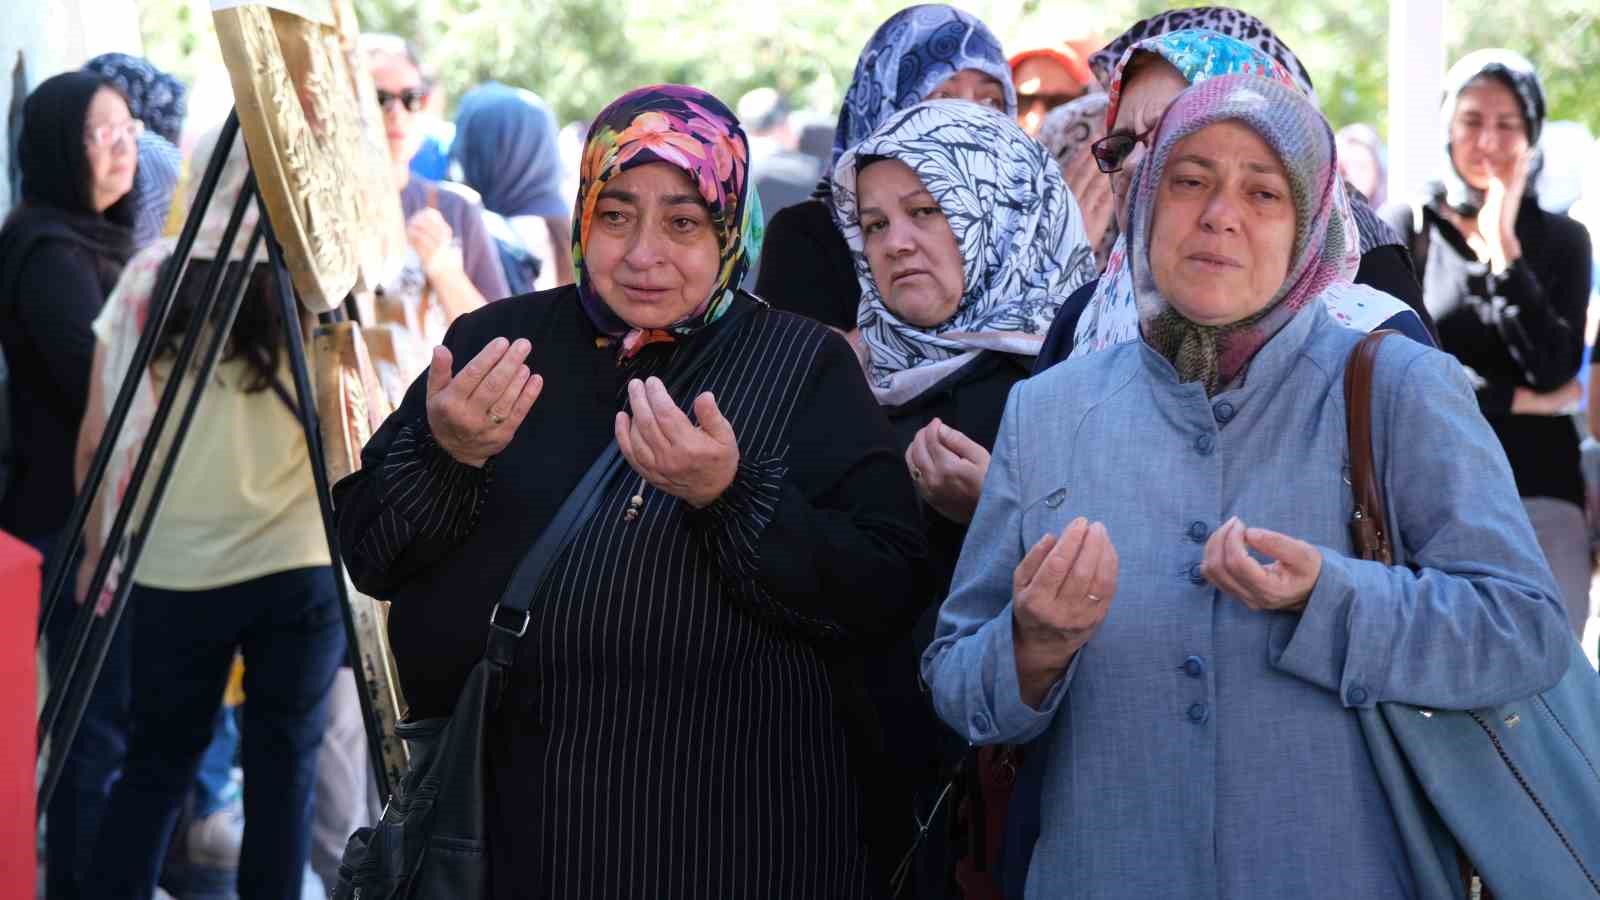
[483,297,766,670]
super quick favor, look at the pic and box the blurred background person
[0,69,138,900]
[1382,49,1593,644]
[739,87,822,229]
[1037,92,1115,270]
[363,33,508,341]
[78,125,343,900]
[1336,123,1387,208]
[450,81,574,292]
[1008,42,1095,136]
[84,53,187,250]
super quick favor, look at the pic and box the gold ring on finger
[910,467,923,481]
[489,412,506,425]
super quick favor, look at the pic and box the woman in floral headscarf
[334,84,928,898]
[1033,27,1435,373]
[755,3,1014,333]
[926,73,1568,900]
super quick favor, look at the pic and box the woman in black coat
[1382,50,1593,642]
[0,69,139,900]
[827,97,1095,896]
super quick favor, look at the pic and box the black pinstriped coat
[335,287,928,899]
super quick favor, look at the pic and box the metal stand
[36,110,392,817]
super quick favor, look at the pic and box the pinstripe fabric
[512,309,873,898]
[337,290,924,897]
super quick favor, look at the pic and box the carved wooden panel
[310,319,408,783]
[214,2,404,312]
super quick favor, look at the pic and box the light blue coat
[922,302,1571,899]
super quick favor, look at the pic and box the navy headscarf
[824,3,1014,188]
[450,82,567,220]
[84,53,187,145]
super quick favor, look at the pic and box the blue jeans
[83,566,345,900]
[35,530,132,900]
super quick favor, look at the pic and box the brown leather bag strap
[1343,329,1398,566]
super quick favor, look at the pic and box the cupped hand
[1201,516,1322,612]
[906,418,990,524]
[614,378,740,508]
[1011,517,1119,706]
[425,337,544,467]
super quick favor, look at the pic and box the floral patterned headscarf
[831,100,1095,405]
[1129,74,1353,394]
[572,84,763,358]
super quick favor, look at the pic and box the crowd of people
[2,3,1597,899]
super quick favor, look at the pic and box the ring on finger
[1086,593,1100,603]
[488,411,506,425]
[911,467,923,481]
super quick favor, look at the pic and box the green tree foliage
[142,0,1600,135]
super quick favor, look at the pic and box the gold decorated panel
[214,3,402,312]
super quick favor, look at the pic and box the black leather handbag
[332,299,762,899]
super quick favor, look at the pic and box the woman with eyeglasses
[1032,20,1437,375]
[363,34,509,339]
[0,69,140,900]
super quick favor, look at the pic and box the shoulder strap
[1344,329,1398,565]
[484,300,766,669]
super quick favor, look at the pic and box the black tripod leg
[261,207,393,802]
[38,111,241,643]
[38,206,265,816]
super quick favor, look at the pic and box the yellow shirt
[130,355,331,590]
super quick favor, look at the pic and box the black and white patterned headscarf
[831,100,1095,404]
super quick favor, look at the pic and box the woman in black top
[828,99,1094,895]
[1382,50,1592,637]
[755,4,1015,333]
[335,85,927,899]
[0,69,139,900]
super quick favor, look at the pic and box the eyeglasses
[376,88,428,113]
[84,118,144,150]
[1090,125,1156,174]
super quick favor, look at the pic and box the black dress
[1381,195,1591,507]
[334,287,928,899]
[755,198,860,331]
[871,352,1032,896]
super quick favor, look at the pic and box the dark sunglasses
[376,88,428,113]
[1090,125,1157,174]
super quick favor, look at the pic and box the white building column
[1387,0,1448,205]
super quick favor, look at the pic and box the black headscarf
[84,52,188,145]
[1436,49,1546,217]
[0,71,136,301]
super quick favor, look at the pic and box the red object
[1008,44,1097,93]
[0,531,40,899]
